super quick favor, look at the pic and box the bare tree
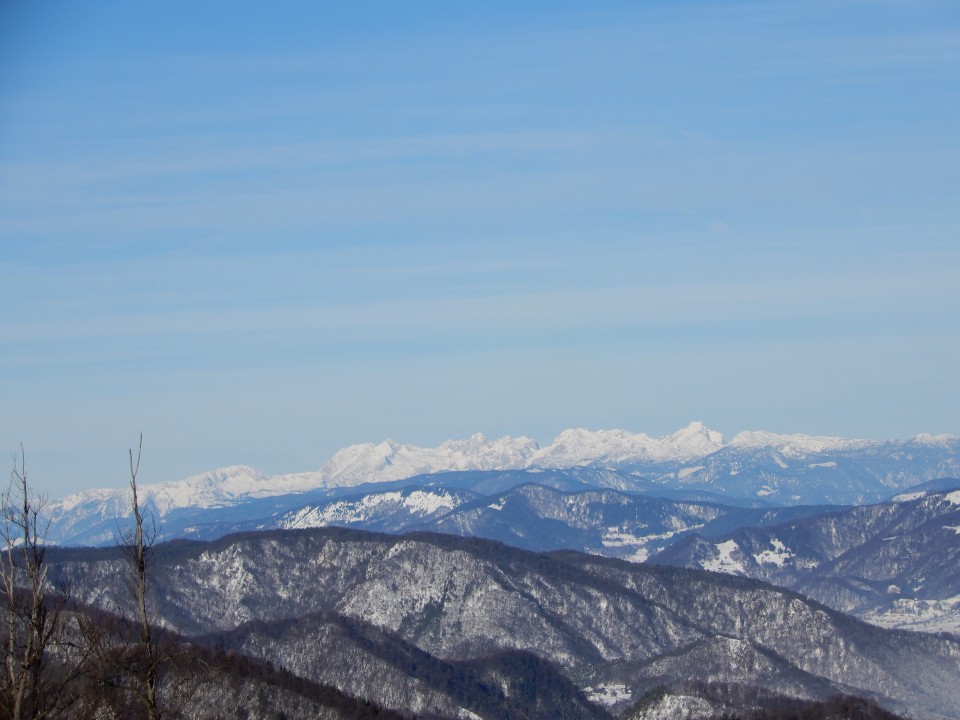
[74,435,164,719]
[109,435,203,720]
[119,434,161,720]
[0,446,68,720]
[0,441,204,720]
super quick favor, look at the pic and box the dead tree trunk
[125,435,161,720]
[0,446,64,720]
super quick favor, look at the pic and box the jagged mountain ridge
[45,527,960,720]
[43,423,960,545]
[652,486,960,634]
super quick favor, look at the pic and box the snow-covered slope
[43,423,960,546]
[654,486,960,634]
[277,487,476,533]
[728,430,864,456]
[46,527,960,720]
[527,422,725,467]
[319,433,538,487]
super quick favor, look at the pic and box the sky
[1,1,958,498]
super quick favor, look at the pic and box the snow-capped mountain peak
[728,429,861,456]
[42,424,960,547]
[318,433,539,488]
[527,422,724,467]
[529,427,657,467]
[657,421,725,460]
[912,432,956,447]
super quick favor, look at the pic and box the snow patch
[601,526,700,556]
[893,491,927,502]
[601,529,646,548]
[402,490,459,515]
[864,595,960,635]
[584,683,632,707]
[753,538,793,567]
[703,540,745,575]
[945,490,960,506]
[632,693,722,720]
[281,489,462,529]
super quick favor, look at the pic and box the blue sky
[2,1,958,497]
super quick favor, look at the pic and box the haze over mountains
[41,422,960,639]
[30,422,960,718]
[45,422,960,546]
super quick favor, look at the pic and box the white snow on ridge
[47,423,725,519]
[282,493,401,528]
[527,421,724,467]
[402,489,460,515]
[280,489,462,529]
[729,430,862,456]
[49,465,325,521]
[320,433,539,488]
[529,427,656,467]
[45,424,960,525]
[912,432,956,446]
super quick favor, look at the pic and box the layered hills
[45,527,960,720]
[43,423,960,545]
[653,486,960,634]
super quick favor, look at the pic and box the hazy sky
[2,1,959,497]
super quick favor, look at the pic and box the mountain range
[44,527,960,720]
[31,423,960,718]
[43,423,960,545]
[142,478,956,635]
